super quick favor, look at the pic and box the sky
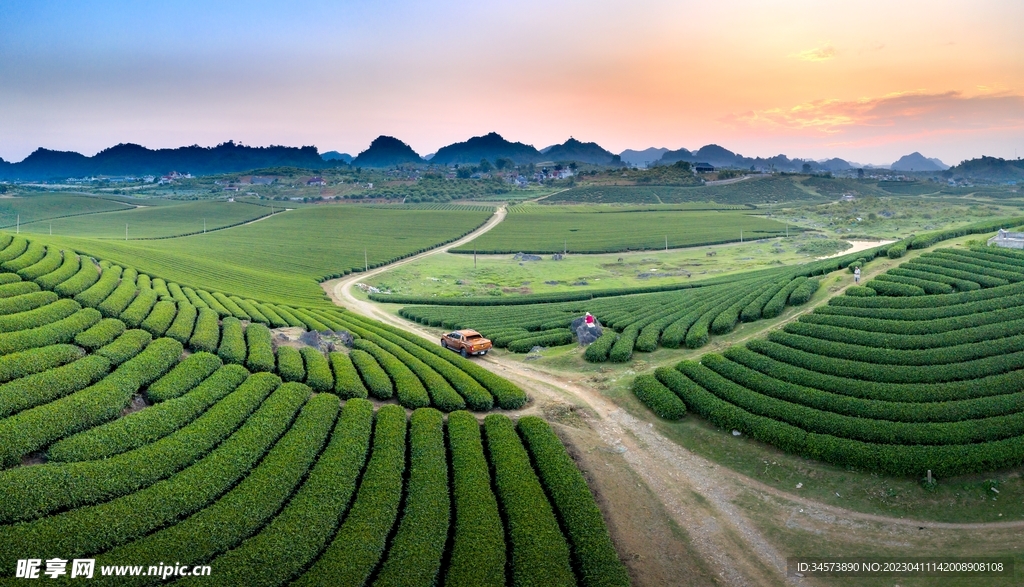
[1,0,1022,166]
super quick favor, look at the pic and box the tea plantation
[0,232,626,585]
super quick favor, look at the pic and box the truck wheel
[461,348,468,358]
[441,340,448,349]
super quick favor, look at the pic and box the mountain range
[1,133,957,180]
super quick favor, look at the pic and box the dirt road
[322,214,1024,586]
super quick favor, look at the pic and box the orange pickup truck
[441,329,492,357]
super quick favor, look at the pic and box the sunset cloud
[727,91,1024,139]
[792,44,837,61]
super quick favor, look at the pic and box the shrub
[96,329,152,365]
[631,374,686,420]
[291,404,406,587]
[181,287,208,309]
[164,301,197,343]
[191,398,373,587]
[151,277,171,299]
[74,318,126,350]
[197,289,231,316]
[213,292,250,319]
[140,300,178,336]
[583,330,617,362]
[146,351,225,402]
[119,289,159,327]
[866,279,925,297]
[17,246,62,281]
[2,240,46,272]
[0,343,84,383]
[49,363,247,462]
[233,297,268,324]
[268,304,305,327]
[0,380,306,565]
[0,355,110,419]
[483,414,576,587]
[276,346,305,382]
[245,322,275,372]
[0,337,181,468]
[92,390,334,573]
[0,236,28,263]
[96,271,138,318]
[54,259,100,297]
[788,278,820,305]
[874,274,953,295]
[253,301,288,327]
[189,307,220,353]
[300,347,333,392]
[218,316,246,365]
[0,297,80,332]
[353,339,430,408]
[0,281,41,298]
[766,276,810,317]
[349,349,392,399]
[290,308,330,332]
[887,241,907,258]
[329,351,368,399]
[518,416,630,587]
[74,265,122,307]
[0,291,57,316]
[608,326,638,362]
[444,411,505,587]
[506,329,574,353]
[845,285,876,297]
[372,408,449,586]
[0,307,100,355]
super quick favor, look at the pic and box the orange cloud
[791,44,837,61]
[726,91,1024,139]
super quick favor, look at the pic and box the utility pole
[740,229,743,243]
[474,246,477,269]
[203,218,206,234]
[665,235,668,251]
[49,222,52,235]
[786,222,789,238]
[564,238,567,256]
[16,215,19,234]
[364,249,368,272]
[125,224,128,241]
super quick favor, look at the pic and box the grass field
[0,194,133,228]
[368,232,851,298]
[451,204,797,254]
[20,200,272,239]
[33,206,492,305]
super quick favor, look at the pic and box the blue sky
[2,0,1022,165]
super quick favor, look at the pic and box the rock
[513,252,542,261]
[732,430,742,436]
[455,280,464,285]
[571,280,588,286]
[551,253,564,260]
[796,483,803,489]
[571,316,603,345]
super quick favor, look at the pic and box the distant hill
[658,147,694,164]
[818,158,854,171]
[891,152,948,172]
[429,132,542,166]
[0,141,334,181]
[350,136,424,168]
[948,156,1024,181]
[619,147,668,167]
[655,145,855,172]
[321,151,352,163]
[542,138,617,165]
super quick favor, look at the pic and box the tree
[801,163,812,174]
[456,167,473,179]
[495,157,514,170]
[672,161,692,172]
[857,168,865,179]
[478,158,494,173]
[568,162,578,171]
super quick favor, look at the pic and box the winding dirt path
[321,216,1024,585]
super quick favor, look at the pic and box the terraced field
[33,205,493,304]
[0,194,134,228]
[20,200,273,239]
[636,246,1024,477]
[451,204,795,254]
[0,231,626,585]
